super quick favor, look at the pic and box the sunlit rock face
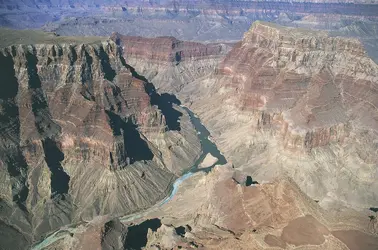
[45,166,378,250]
[177,21,378,210]
[219,21,378,151]
[111,32,233,93]
[0,33,200,248]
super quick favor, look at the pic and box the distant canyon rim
[0,1,378,250]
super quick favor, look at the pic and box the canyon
[0,1,378,249]
[32,165,378,250]
[111,32,233,93]
[0,28,201,249]
[173,21,378,211]
[2,20,376,250]
[1,0,378,43]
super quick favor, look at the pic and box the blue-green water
[184,107,227,172]
[32,106,227,249]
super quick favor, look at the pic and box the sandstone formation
[0,30,201,249]
[111,33,232,93]
[173,21,378,210]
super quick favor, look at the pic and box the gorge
[1,2,378,249]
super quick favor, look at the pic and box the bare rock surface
[332,230,378,250]
[149,166,378,250]
[198,153,218,169]
[53,165,378,249]
[0,29,201,249]
[176,21,378,210]
[111,33,233,93]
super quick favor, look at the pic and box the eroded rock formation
[176,21,378,210]
[111,32,233,93]
[41,165,378,250]
[0,32,200,249]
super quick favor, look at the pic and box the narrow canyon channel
[32,106,227,250]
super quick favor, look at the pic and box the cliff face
[113,33,226,64]
[219,21,378,150]
[0,34,200,247]
[111,33,232,93]
[177,21,378,210]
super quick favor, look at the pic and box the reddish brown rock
[217,21,378,151]
[332,230,378,250]
[36,166,378,250]
[112,33,226,64]
[178,21,378,209]
[281,215,329,246]
[264,234,286,248]
[111,32,233,93]
[0,31,201,248]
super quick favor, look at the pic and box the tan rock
[198,153,218,169]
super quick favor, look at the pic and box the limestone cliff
[0,32,200,248]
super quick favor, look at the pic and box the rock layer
[0,32,200,249]
[111,33,233,93]
[44,166,378,250]
[177,21,378,210]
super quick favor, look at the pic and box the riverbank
[32,106,227,250]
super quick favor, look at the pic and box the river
[32,106,226,250]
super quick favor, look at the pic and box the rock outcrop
[177,21,378,210]
[219,21,378,151]
[40,166,378,250]
[153,166,378,250]
[111,33,233,93]
[0,31,201,249]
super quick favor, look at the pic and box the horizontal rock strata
[0,32,201,249]
[176,21,378,210]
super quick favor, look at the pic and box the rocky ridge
[168,21,378,210]
[0,31,200,249]
[112,32,233,93]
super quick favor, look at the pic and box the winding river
[32,107,226,250]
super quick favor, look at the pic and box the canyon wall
[112,33,233,93]
[173,21,378,210]
[0,32,200,249]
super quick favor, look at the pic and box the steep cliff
[178,21,378,210]
[111,33,232,93]
[0,31,201,249]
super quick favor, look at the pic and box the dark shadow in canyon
[157,93,182,131]
[0,53,29,208]
[42,138,70,197]
[80,49,96,101]
[175,226,186,236]
[246,176,259,186]
[124,218,162,250]
[121,62,182,131]
[105,110,153,167]
[26,51,70,198]
[124,119,153,163]
[175,51,181,65]
[370,207,378,213]
[98,46,116,82]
